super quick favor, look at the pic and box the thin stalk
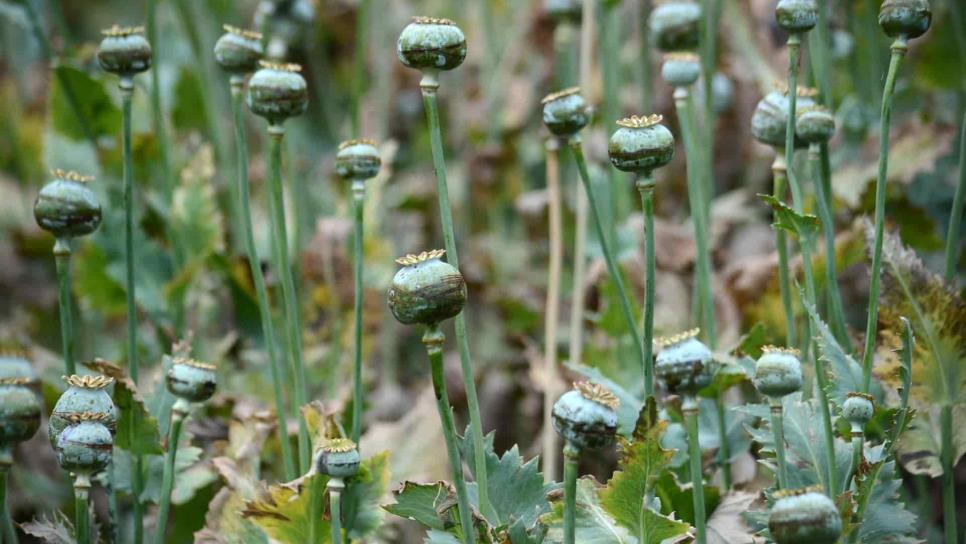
[562,443,579,544]
[772,156,797,347]
[699,0,718,222]
[1,467,17,544]
[945,110,966,283]
[423,325,475,544]
[808,145,849,344]
[638,0,653,111]
[602,3,623,242]
[329,479,344,544]
[351,181,365,444]
[266,126,312,472]
[351,0,371,136]
[74,476,90,544]
[154,401,187,544]
[543,139,564,482]
[941,404,958,543]
[306,470,326,544]
[418,72,491,519]
[568,182,589,368]
[861,37,908,392]
[684,399,706,544]
[54,239,75,375]
[769,400,789,489]
[570,141,651,397]
[809,0,834,107]
[714,395,731,490]
[846,430,863,490]
[637,178,656,389]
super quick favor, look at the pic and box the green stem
[569,176,589,368]
[809,145,850,345]
[351,181,365,444]
[861,37,908,393]
[602,4,623,243]
[570,140,650,397]
[329,480,344,544]
[54,240,74,375]
[773,157,797,347]
[769,400,789,489]
[154,401,186,544]
[266,126,311,473]
[1,468,17,544]
[562,443,579,544]
[639,0,653,112]
[714,394,731,490]
[351,0,371,136]
[74,476,90,544]
[945,110,966,283]
[941,404,958,543]
[809,0,834,107]
[846,431,863,491]
[543,140,563,482]
[419,73,491,519]
[231,81,296,481]
[685,400,706,544]
[307,470,326,544]
[638,182,656,394]
[423,325,475,544]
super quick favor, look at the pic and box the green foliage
[172,67,209,133]
[344,451,391,539]
[569,363,643,436]
[83,358,162,456]
[243,474,329,543]
[48,66,120,141]
[852,445,919,543]
[802,298,865,405]
[758,193,820,241]
[540,477,635,543]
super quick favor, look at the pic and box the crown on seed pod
[0,350,37,383]
[879,0,931,40]
[753,346,803,398]
[775,0,818,34]
[56,415,114,476]
[541,87,591,139]
[768,485,842,544]
[796,105,836,145]
[48,375,117,450]
[841,392,874,430]
[247,61,309,124]
[661,52,701,87]
[336,139,382,181]
[552,382,619,451]
[750,85,817,149]
[167,357,217,403]
[0,383,42,449]
[649,0,702,52]
[34,170,102,240]
[316,438,361,478]
[388,250,466,326]
[397,17,467,71]
[214,24,264,75]
[608,115,675,176]
[655,329,713,397]
[97,25,152,77]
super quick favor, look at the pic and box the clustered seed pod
[97,25,152,77]
[166,357,217,403]
[608,115,675,175]
[396,17,467,72]
[335,139,382,181]
[0,381,42,450]
[753,346,803,398]
[551,381,619,451]
[316,438,361,478]
[768,485,842,544]
[49,375,117,449]
[878,0,931,40]
[388,250,466,326]
[655,329,713,397]
[544,0,583,24]
[841,392,874,430]
[214,25,264,75]
[712,72,735,114]
[796,106,836,145]
[775,0,818,34]
[541,88,591,139]
[0,350,36,382]
[247,61,309,124]
[661,52,701,87]
[56,414,114,476]
[750,85,817,149]
[34,170,102,240]
[648,0,701,52]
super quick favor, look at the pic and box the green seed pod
[649,0,701,52]
[34,170,102,239]
[396,17,467,72]
[768,485,842,544]
[712,72,736,114]
[837,96,872,141]
[753,346,803,398]
[775,0,818,34]
[388,250,466,326]
[214,25,263,75]
[49,375,117,449]
[541,87,590,138]
[56,416,114,476]
[166,357,217,403]
[247,61,309,125]
[661,52,701,87]
[336,139,382,181]
[544,0,583,24]
[796,105,836,145]
[841,392,874,429]
[750,86,817,149]
[878,0,931,39]
[97,25,152,77]
[608,115,675,175]
[552,382,619,451]
[316,438,361,478]
[0,350,37,382]
[0,385,42,447]
[655,329,713,397]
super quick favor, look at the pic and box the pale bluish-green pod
[34,170,102,240]
[56,417,114,476]
[768,486,842,544]
[879,0,931,39]
[49,375,117,449]
[167,357,217,403]
[661,52,701,87]
[247,61,309,124]
[796,106,836,145]
[396,17,466,71]
[655,329,713,396]
[316,438,361,478]
[541,88,590,138]
[388,250,466,326]
[712,72,735,114]
[551,382,619,451]
[648,0,701,52]
[0,351,36,382]
[214,25,263,75]
[775,0,818,34]
[0,385,42,447]
[753,346,803,398]
[544,0,582,24]
[841,392,874,429]
[837,96,872,140]
[97,25,152,76]
[608,115,675,175]
[335,139,382,181]
[750,87,817,149]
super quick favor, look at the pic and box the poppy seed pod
[712,72,736,114]
[796,106,836,145]
[750,86,817,149]
[316,438,361,478]
[542,88,591,138]
[0,351,36,382]
[775,0,818,34]
[544,0,583,24]
[655,329,713,396]
[608,115,675,175]
[388,250,466,326]
[661,52,701,87]
[0,384,42,447]
[396,17,467,71]
[97,25,152,77]
[768,485,843,544]
[878,0,931,39]
[247,61,308,124]
[166,357,217,403]
[214,25,263,74]
[56,416,114,476]
[649,0,701,52]
[49,375,117,449]
[552,382,619,451]
[336,139,382,181]
[841,392,874,429]
[753,346,803,398]
[34,170,102,240]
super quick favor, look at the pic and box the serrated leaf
[344,451,391,539]
[758,194,820,240]
[853,446,919,543]
[83,358,162,455]
[540,476,635,543]
[482,444,552,534]
[242,473,330,544]
[383,481,452,532]
[171,145,224,261]
[802,298,864,406]
[19,510,76,544]
[652,471,720,527]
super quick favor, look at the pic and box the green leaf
[72,242,127,316]
[344,452,391,539]
[854,446,919,543]
[242,474,330,544]
[383,481,451,532]
[696,398,752,464]
[698,359,749,398]
[735,321,769,359]
[758,194,820,240]
[48,65,120,141]
[482,444,552,534]
[652,471,720,527]
[802,298,864,405]
[83,358,162,455]
[171,66,209,133]
[170,145,224,261]
[540,476,635,543]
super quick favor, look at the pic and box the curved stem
[1,468,17,544]
[846,430,863,490]
[423,325,475,544]
[266,126,312,473]
[769,400,789,489]
[543,140,563,482]
[562,443,579,544]
[772,157,797,347]
[861,38,908,392]
[808,145,849,344]
[419,76,491,518]
[941,404,958,543]
[570,140,650,397]
[351,181,365,444]
[154,401,187,544]
[54,240,74,375]
[638,181,656,392]
[74,476,90,544]
[945,110,966,283]
[329,479,344,544]
[684,400,706,544]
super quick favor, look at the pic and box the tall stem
[307,470,325,544]
[808,145,849,344]
[419,73,491,518]
[329,479,344,544]
[351,0,371,136]
[846,429,863,490]
[562,443,579,544]
[543,140,564,482]
[772,156,797,347]
[54,239,74,375]
[941,404,958,543]
[861,37,907,392]
[570,141,651,397]
[351,181,365,444]
[231,81,296,480]
[945,111,966,283]
[638,0,653,111]
[769,400,789,489]
[714,394,731,490]
[154,400,187,544]
[568,178,589,368]
[637,178,656,388]
[74,476,90,544]
[266,126,311,472]
[423,325,475,544]
[684,399,706,544]
[146,0,174,207]
[1,467,17,544]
